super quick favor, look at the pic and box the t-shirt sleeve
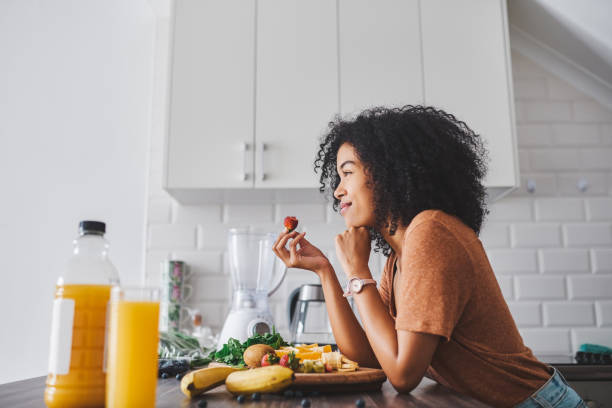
[394,220,473,341]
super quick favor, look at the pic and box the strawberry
[279,354,290,367]
[261,352,279,367]
[283,216,298,233]
[324,363,333,373]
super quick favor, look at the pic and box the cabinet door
[255,0,338,188]
[339,0,423,116]
[420,0,518,188]
[167,0,255,189]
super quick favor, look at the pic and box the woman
[273,106,585,408]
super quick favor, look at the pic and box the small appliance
[288,284,336,345]
[218,228,287,346]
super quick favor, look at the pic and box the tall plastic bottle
[44,221,120,408]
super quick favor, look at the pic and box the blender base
[217,309,274,347]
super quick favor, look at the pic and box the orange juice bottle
[44,221,119,408]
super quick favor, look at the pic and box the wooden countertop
[0,376,491,407]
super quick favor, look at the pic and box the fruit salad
[274,344,359,373]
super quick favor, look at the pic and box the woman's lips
[340,202,351,215]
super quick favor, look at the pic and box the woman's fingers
[289,232,306,259]
[274,231,299,265]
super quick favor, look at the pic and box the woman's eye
[342,171,352,176]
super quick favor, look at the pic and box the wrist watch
[343,277,377,298]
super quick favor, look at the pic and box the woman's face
[333,143,376,228]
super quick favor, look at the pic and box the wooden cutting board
[291,367,387,392]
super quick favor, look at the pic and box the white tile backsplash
[534,198,584,221]
[524,101,572,122]
[517,124,552,147]
[519,329,571,355]
[551,124,600,146]
[592,249,612,273]
[595,302,612,327]
[487,249,538,274]
[543,302,595,326]
[174,204,222,224]
[488,198,533,221]
[557,172,608,196]
[571,329,612,353]
[171,250,223,275]
[563,223,612,247]
[507,302,542,327]
[511,223,561,248]
[479,223,510,248]
[224,204,275,223]
[515,276,566,300]
[539,249,590,274]
[580,148,612,170]
[573,100,612,122]
[144,50,612,355]
[148,224,197,249]
[568,276,612,300]
[586,198,612,221]
[529,149,581,171]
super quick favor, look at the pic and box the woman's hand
[273,231,331,275]
[335,227,371,277]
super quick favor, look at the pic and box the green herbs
[158,331,211,367]
[209,328,288,367]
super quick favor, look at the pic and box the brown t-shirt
[379,210,551,408]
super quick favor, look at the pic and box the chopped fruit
[295,351,322,361]
[279,354,290,367]
[324,363,333,373]
[283,216,298,232]
[261,352,279,367]
[297,345,332,353]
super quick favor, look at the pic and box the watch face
[350,279,362,293]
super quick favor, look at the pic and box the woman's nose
[334,183,345,200]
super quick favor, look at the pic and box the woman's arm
[335,227,440,393]
[272,230,378,367]
[315,264,380,368]
[349,273,440,392]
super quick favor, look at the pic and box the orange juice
[44,284,112,408]
[106,299,160,408]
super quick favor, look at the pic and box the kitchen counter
[0,376,491,407]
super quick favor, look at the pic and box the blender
[217,229,287,346]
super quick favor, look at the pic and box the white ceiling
[508,0,612,88]
[536,0,612,66]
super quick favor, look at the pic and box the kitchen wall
[145,50,612,355]
[0,1,155,384]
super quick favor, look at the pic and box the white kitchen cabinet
[255,0,338,189]
[339,0,423,116]
[420,0,518,194]
[166,0,255,189]
[160,0,518,202]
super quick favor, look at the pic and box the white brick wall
[144,50,612,355]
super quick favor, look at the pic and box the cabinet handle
[257,142,267,182]
[241,142,249,181]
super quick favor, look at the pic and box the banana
[225,366,295,395]
[180,366,241,398]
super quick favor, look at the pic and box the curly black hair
[314,105,489,256]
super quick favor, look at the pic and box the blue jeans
[514,367,586,408]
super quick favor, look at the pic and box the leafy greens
[208,328,289,367]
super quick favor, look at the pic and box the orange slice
[275,350,290,358]
[295,351,322,361]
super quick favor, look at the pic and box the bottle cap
[79,220,106,236]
